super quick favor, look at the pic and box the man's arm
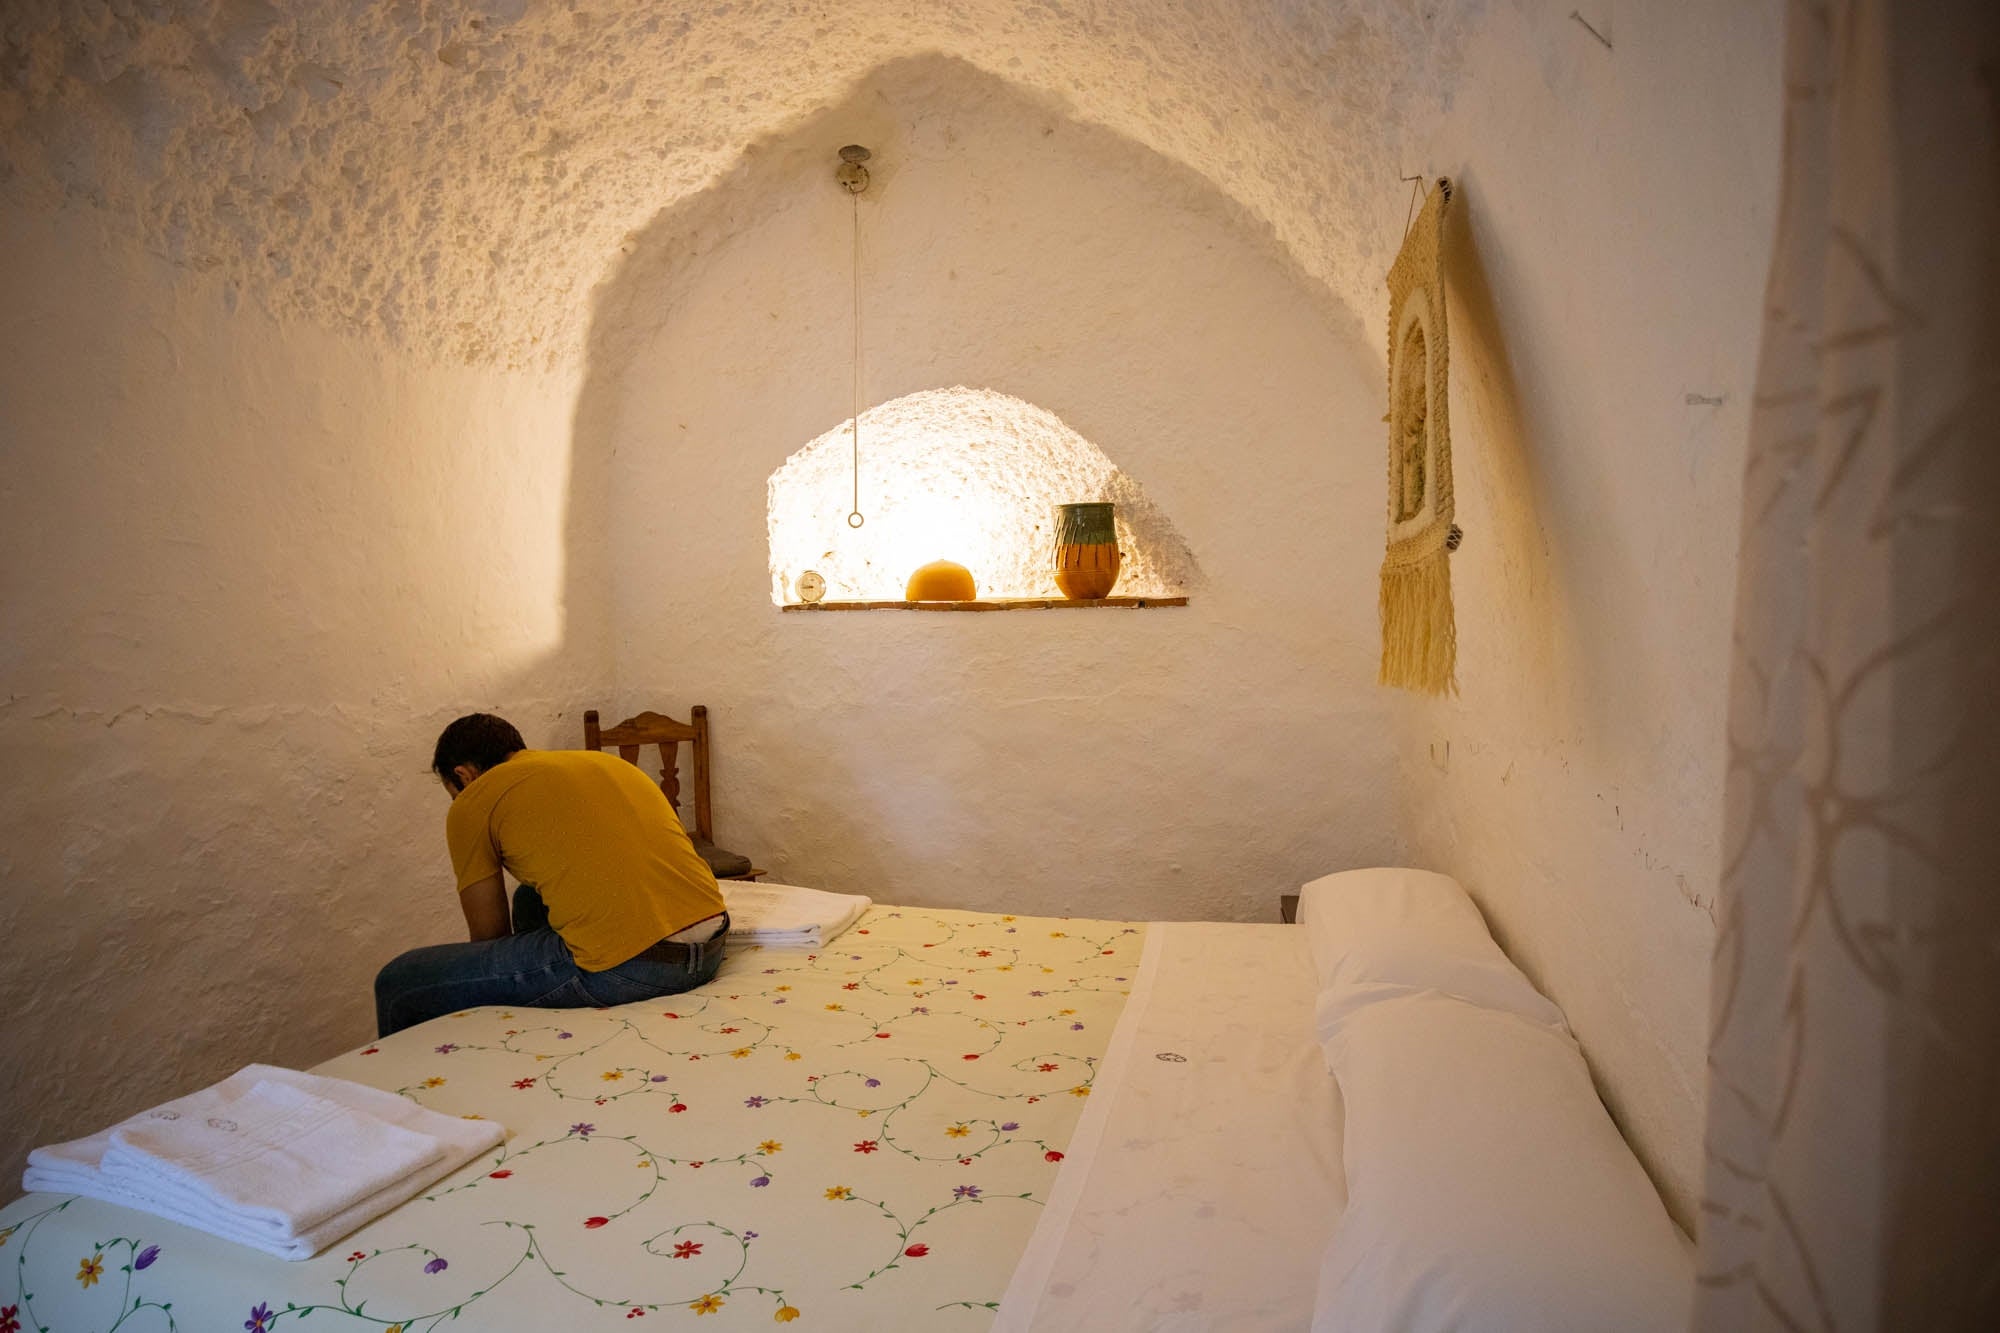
[459,874,511,941]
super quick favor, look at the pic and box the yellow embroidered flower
[0,1224,14,1248]
[535,1054,554,1062]
[945,1124,970,1139]
[997,965,1014,972]
[824,1003,844,1012]
[1001,915,1016,922]
[1069,1085,1091,1097]
[77,1253,104,1287]
[1058,1008,1076,1016]
[1049,931,1067,938]
[1040,967,1055,974]
[498,1012,515,1019]
[774,1306,801,1322]
[759,1140,783,1154]
[824,1185,852,1200]
[906,979,923,987]
[731,1047,752,1059]
[461,1113,485,1120]
[784,1051,803,1061]
[422,1076,446,1088]
[775,985,792,992]
[690,1294,724,1315]
[601,1070,625,1082]
[637,1159,653,1168]
[856,1109,872,1118]
[387,1326,405,1333]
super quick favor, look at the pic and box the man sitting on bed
[372,712,729,1036]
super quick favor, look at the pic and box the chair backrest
[583,706,714,844]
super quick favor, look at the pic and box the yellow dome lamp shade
[906,559,977,602]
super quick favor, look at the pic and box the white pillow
[1310,989,1692,1333]
[1297,867,1498,987]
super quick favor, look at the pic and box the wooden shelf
[782,597,1188,612]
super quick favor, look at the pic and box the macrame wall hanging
[1379,177,1461,696]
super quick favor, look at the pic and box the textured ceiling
[1,0,1481,366]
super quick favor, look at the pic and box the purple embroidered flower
[1006,927,1017,933]
[999,1121,1019,1132]
[245,1303,273,1332]
[424,1256,449,1275]
[910,1006,929,1015]
[744,1231,758,1240]
[434,1043,458,1054]
[864,1078,881,1088]
[570,1122,596,1137]
[1028,990,1046,998]
[952,1184,982,1200]
[133,1245,160,1270]
[650,1074,668,1083]
[1070,1023,1085,1031]
[750,1176,771,1187]
[744,1096,768,1108]
[557,1031,573,1040]
[944,979,958,985]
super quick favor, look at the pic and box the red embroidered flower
[976,950,991,957]
[669,1102,688,1114]
[972,994,987,1001]
[1038,1062,1060,1072]
[873,1032,891,1039]
[853,1140,879,1154]
[962,1053,980,1061]
[843,983,860,990]
[626,1309,646,1318]
[512,1078,536,1090]
[346,1251,366,1262]
[663,1012,680,1019]
[904,1243,929,1258]
[489,1169,513,1179]
[1,1304,19,1333]
[720,1027,739,1035]
[672,1241,703,1259]
[1045,1150,1064,1162]
[584,1216,610,1229]
[360,1047,380,1056]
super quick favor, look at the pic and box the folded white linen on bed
[719,880,871,946]
[23,1064,502,1260]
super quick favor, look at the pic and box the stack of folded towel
[720,881,872,947]
[23,1064,502,1260]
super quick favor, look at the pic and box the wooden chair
[583,706,764,881]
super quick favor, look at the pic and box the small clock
[797,570,827,604]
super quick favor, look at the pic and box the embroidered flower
[1045,1149,1065,1162]
[689,1294,724,1315]
[774,1307,800,1322]
[824,1003,843,1011]
[842,982,859,990]
[784,1052,803,1061]
[864,1078,881,1088]
[1038,1062,1060,1072]
[489,1169,513,1178]
[512,1078,536,1090]
[424,1257,449,1274]
[651,1074,669,1082]
[975,949,992,957]
[585,1217,609,1229]
[744,1096,768,1108]
[557,1031,573,1039]
[571,1122,596,1136]
[853,1140,879,1154]
[945,1124,970,1139]
[434,1043,458,1054]
[719,1026,739,1034]
[904,1243,929,1257]
[134,1244,161,1269]
[775,985,791,992]
[759,1140,783,1154]
[77,1254,104,1288]
[824,1185,852,1200]
[602,1070,625,1081]
[952,1184,982,1200]
[670,1102,688,1113]
[245,1302,273,1332]
[1070,1085,1091,1097]
[0,1304,18,1333]
[346,1250,366,1263]
[671,1241,702,1259]
[360,1046,380,1055]
[1071,1023,1085,1031]
[730,1048,751,1059]
[626,1310,646,1319]
[961,1053,980,1061]
[1000,1121,1019,1131]
[421,1076,446,1088]
[750,1175,771,1186]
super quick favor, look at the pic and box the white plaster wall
[586,61,1403,924]
[0,204,597,1183]
[1383,0,1785,1225]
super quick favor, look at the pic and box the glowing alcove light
[766,387,1200,605]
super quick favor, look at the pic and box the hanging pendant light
[837,144,871,529]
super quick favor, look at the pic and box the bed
[1,875,1690,1332]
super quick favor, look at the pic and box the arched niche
[766,386,1200,604]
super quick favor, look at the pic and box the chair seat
[692,836,755,880]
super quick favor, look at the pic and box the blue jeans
[374,886,726,1037]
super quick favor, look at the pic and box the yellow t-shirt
[445,749,726,971]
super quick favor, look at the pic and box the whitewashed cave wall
[0,205,600,1183]
[1383,0,1785,1226]
[584,59,1403,923]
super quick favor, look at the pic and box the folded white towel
[23,1064,502,1261]
[721,881,872,947]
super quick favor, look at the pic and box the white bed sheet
[996,921,1346,1331]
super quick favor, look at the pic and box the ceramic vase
[1053,502,1122,600]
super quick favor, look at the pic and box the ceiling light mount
[836,144,872,194]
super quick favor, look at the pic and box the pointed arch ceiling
[0,1,1480,366]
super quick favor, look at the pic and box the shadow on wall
[557,53,1404,916]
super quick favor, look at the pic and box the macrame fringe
[1379,547,1458,696]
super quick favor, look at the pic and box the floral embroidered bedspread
[0,908,1143,1332]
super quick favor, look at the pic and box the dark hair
[433,713,525,790]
